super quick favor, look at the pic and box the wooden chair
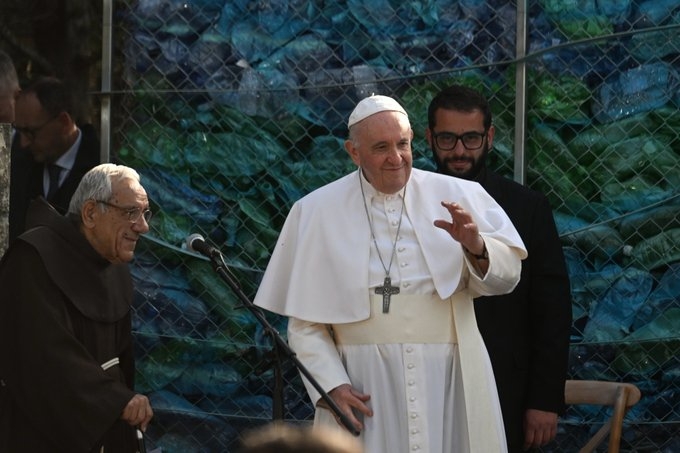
[564,380,641,453]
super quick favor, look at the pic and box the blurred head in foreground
[238,422,363,453]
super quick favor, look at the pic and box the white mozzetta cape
[254,168,527,322]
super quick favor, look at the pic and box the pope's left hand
[434,201,485,255]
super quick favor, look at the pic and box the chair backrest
[564,380,641,453]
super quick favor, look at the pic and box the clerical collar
[357,168,407,201]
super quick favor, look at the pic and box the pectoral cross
[375,276,400,313]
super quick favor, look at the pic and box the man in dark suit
[426,84,572,452]
[9,76,100,241]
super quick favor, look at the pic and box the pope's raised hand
[434,201,485,255]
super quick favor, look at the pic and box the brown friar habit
[0,199,139,453]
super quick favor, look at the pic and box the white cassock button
[408,380,415,386]
[411,428,419,435]
[411,412,418,419]
[409,396,416,402]
[407,363,415,369]
[412,445,420,450]
[406,346,413,353]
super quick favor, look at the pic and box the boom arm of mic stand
[206,252,361,436]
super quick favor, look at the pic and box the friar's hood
[17,198,132,322]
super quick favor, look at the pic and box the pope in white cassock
[254,94,528,453]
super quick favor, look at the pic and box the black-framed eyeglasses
[12,115,58,142]
[433,130,487,151]
[95,200,153,223]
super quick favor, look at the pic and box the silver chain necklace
[359,169,405,313]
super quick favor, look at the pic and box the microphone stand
[201,249,360,436]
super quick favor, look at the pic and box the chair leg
[607,387,629,453]
[580,420,612,453]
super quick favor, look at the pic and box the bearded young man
[427,84,572,452]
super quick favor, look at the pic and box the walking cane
[137,428,147,453]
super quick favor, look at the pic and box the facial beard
[431,144,489,181]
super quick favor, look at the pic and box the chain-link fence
[106,0,680,451]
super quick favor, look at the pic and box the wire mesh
[108,0,680,450]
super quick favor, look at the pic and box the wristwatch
[466,242,488,260]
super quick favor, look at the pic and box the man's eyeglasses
[95,200,153,223]
[12,115,58,142]
[433,130,487,151]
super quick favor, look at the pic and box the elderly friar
[0,163,153,453]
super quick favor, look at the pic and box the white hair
[68,163,141,215]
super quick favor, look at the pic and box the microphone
[186,233,220,258]
[186,233,241,289]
